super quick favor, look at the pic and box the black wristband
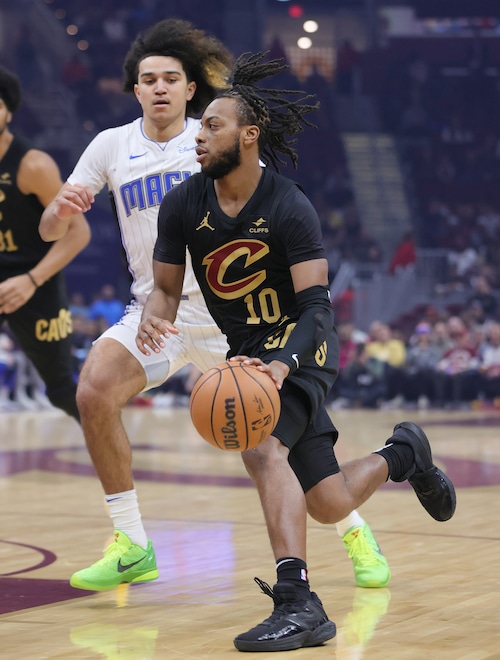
[270,285,333,372]
[27,272,39,288]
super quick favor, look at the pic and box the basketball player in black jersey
[137,53,456,653]
[0,65,89,420]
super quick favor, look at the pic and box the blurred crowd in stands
[372,35,500,291]
[328,301,500,412]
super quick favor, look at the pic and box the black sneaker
[233,578,336,652]
[389,421,456,522]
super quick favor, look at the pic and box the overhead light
[303,20,318,33]
[297,36,312,49]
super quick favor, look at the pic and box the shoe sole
[394,422,456,522]
[356,574,391,588]
[233,620,336,652]
[70,568,159,591]
[409,468,456,521]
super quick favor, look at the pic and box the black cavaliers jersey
[154,167,327,357]
[0,136,50,280]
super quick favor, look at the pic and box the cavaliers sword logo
[202,239,269,300]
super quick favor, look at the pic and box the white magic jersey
[67,116,228,388]
[68,117,210,322]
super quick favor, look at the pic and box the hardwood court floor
[1,404,499,659]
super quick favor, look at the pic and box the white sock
[336,510,365,537]
[105,489,148,549]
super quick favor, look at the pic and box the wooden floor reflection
[1,405,499,659]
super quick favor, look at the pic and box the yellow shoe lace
[346,529,381,567]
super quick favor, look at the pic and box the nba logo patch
[300,568,308,581]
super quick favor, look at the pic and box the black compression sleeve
[271,285,334,374]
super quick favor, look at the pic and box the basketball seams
[227,364,250,451]
[210,368,223,449]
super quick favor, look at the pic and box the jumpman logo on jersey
[196,211,215,231]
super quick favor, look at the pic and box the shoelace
[103,541,120,556]
[253,577,302,623]
[254,577,278,603]
[347,532,381,566]
[91,541,123,567]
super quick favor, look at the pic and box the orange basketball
[189,361,281,451]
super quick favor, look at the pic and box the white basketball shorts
[96,299,229,391]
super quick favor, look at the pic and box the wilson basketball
[190,361,281,452]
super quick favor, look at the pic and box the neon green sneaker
[70,530,159,591]
[342,523,391,588]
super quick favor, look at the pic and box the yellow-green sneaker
[342,523,391,588]
[70,530,159,591]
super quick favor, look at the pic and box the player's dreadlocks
[221,51,319,170]
[0,65,22,113]
[123,18,233,116]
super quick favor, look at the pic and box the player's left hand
[0,274,38,314]
[229,355,289,389]
[136,315,179,355]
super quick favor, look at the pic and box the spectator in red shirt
[388,231,417,275]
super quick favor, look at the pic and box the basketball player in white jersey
[40,19,389,592]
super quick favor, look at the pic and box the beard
[201,136,241,179]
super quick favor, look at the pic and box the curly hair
[0,65,22,113]
[122,18,233,116]
[220,51,319,170]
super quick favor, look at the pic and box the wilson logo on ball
[221,397,240,450]
[190,362,281,452]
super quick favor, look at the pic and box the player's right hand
[136,316,179,355]
[53,183,95,219]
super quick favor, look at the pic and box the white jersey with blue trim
[67,117,207,317]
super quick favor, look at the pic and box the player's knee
[241,444,266,477]
[307,504,352,525]
[305,482,353,524]
[306,494,336,524]
[76,376,105,417]
[306,504,339,525]
[241,436,287,478]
